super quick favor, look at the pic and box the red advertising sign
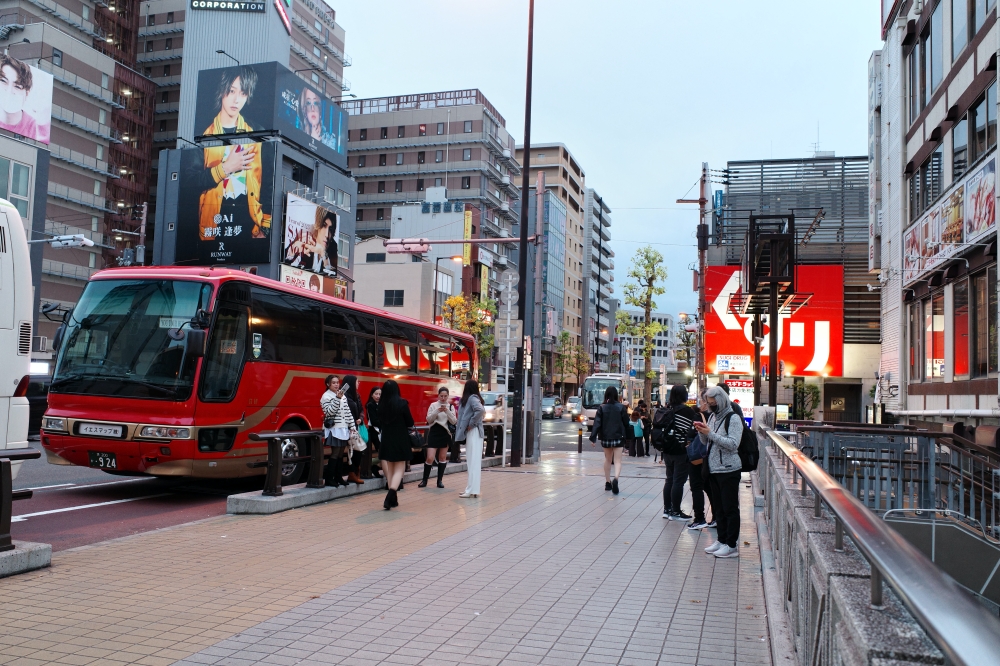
[704,265,844,377]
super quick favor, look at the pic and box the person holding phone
[321,375,355,487]
[421,386,456,488]
[693,385,743,559]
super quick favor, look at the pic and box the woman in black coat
[377,379,414,510]
[589,385,630,495]
[365,386,383,479]
[341,376,364,485]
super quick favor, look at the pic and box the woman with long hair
[455,379,485,498]
[376,379,413,510]
[421,386,456,488]
[365,385,383,479]
[341,375,364,485]
[660,384,697,522]
[320,375,355,488]
[589,385,630,494]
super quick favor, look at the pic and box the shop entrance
[824,383,861,423]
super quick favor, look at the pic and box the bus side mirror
[185,329,206,358]
[52,323,66,352]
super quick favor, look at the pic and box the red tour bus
[41,266,477,484]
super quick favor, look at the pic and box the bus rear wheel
[278,422,308,486]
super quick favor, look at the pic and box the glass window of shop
[909,303,923,381]
[972,266,998,376]
[955,80,997,180]
[909,145,942,221]
[924,293,945,379]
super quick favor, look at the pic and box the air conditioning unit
[502,148,512,159]
[32,335,48,353]
[496,256,509,267]
[500,202,510,212]
[501,175,511,185]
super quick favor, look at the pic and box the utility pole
[530,170,544,462]
[677,163,709,394]
[511,0,534,468]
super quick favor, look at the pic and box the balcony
[25,0,105,40]
[49,144,118,178]
[139,21,185,37]
[289,14,351,67]
[289,41,350,91]
[39,61,123,108]
[137,48,183,64]
[155,103,180,115]
[42,258,97,282]
[51,104,121,142]
[153,130,178,144]
[151,75,182,88]
[47,183,115,214]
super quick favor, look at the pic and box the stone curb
[226,456,504,514]
[0,541,51,578]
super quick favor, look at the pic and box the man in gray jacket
[693,385,743,559]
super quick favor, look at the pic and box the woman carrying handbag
[421,386,456,488]
[320,375,358,488]
[455,380,485,498]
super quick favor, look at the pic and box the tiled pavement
[1,453,771,666]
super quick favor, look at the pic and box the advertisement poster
[282,193,339,276]
[725,379,755,413]
[704,265,844,377]
[965,158,996,242]
[194,63,347,168]
[716,355,752,374]
[0,54,52,144]
[174,141,276,265]
[279,264,323,292]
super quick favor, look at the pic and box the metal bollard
[306,434,324,489]
[870,566,884,607]
[834,518,844,552]
[263,436,283,497]
[578,427,583,454]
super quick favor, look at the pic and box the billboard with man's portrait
[282,193,339,276]
[194,62,347,168]
[0,54,52,144]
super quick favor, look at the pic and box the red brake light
[14,374,29,397]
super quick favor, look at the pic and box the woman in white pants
[455,379,485,498]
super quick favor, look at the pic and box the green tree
[552,331,574,401]
[441,294,498,383]
[785,381,821,420]
[617,246,667,403]
[572,344,590,390]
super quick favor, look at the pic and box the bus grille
[18,321,30,355]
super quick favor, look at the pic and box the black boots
[437,462,447,488]
[418,463,433,488]
[384,488,397,510]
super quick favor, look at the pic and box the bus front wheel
[278,421,308,486]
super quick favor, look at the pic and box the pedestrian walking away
[376,379,414,510]
[653,384,696,521]
[321,375,357,488]
[589,385,630,495]
[365,386,383,479]
[421,386,456,488]
[628,408,643,457]
[639,399,652,457]
[694,385,744,558]
[456,379,485,498]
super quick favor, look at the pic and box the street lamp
[216,50,240,66]
[432,255,462,325]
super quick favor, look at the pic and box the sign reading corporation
[191,0,266,12]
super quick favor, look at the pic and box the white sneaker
[704,542,723,554]
[714,545,739,558]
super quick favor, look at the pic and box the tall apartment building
[344,90,521,285]
[139,0,351,217]
[873,1,999,427]
[584,188,613,371]
[620,309,676,375]
[514,143,587,355]
[0,0,154,344]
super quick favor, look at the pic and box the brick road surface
[0,452,770,666]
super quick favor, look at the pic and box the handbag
[349,429,366,452]
[409,429,424,450]
[632,421,644,438]
[359,423,369,444]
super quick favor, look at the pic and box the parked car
[541,396,563,419]
[482,391,512,423]
[26,374,50,438]
[566,396,582,420]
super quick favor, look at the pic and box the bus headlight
[44,417,67,432]
[140,426,191,439]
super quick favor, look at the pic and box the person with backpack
[654,385,697,521]
[589,385,630,495]
[693,384,744,558]
[628,408,643,457]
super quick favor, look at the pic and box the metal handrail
[764,428,1000,665]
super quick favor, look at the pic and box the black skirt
[426,423,452,449]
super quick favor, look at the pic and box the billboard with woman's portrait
[282,193,339,276]
[0,54,52,144]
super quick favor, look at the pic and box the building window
[146,42,154,53]
[337,189,351,211]
[159,120,167,132]
[434,178,442,187]
[357,155,366,168]
[0,158,30,218]
[952,79,997,181]
[953,0,968,58]
[461,176,471,189]
[397,125,405,138]
[380,127,388,139]
[144,67,151,76]
[394,180,402,192]
[973,266,998,376]
[378,154,386,166]
[419,124,426,136]
[463,148,472,161]
[313,46,322,58]
[435,150,443,163]
[954,278,970,377]
[102,73,108,88]
[437,122,444,135]
[384,290,404,307]
[356,209,363,222]
[367,253,386,262]
[973,0,996,34]
[166,11,173,22]
[464,120,473,133]
[160,91,169,103]
[357,181,365,194]
[165,38,172,49]
[314,19,323,31]
[954,117,968,179]
[376,208,384,220]
[163,65,171,76]
[51,48,62,67]
[417,179,424,191]
[377,181,385,193]
[924,293,944,379]
[908,144,942,220]
[418,151,425,164]
[359,128,367,141]
[147,13,155,25]
[396,153,403,165]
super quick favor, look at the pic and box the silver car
[566,396,582,421]
[482,392,511,424]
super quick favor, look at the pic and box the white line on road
[12,493,172,522]
[20,483,76,491]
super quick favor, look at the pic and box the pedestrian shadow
[355,510,417,524]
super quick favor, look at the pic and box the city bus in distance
[580,373,633,430]
[41,266,477,484]
[0,199,33,477]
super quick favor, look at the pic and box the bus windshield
[51,279,214,400]
[581,378,624,409]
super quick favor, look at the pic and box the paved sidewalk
[1,453,770,666]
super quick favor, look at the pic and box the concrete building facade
[353,236,457,324]
[584,188,614,371]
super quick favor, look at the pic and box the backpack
[728,412,760,472]
[651,407,685,455]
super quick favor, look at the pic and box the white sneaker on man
[704,542,723,554]
[714,545,739,558]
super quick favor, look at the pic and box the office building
[621,309,677,374]
[873,2,998,427]
[584,188,613,371]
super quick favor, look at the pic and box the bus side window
[251,288,321,365]
[378,340,416,372]
[451,340,471,380]
[202,305,249,401]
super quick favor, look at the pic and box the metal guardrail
[764,428,1000,665]
[1,448,41,552]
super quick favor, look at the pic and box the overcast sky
[335,0,884,316]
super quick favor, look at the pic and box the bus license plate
[79,422,123,438]
[88,451,117,469]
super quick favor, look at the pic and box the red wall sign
[704,265,844,377]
